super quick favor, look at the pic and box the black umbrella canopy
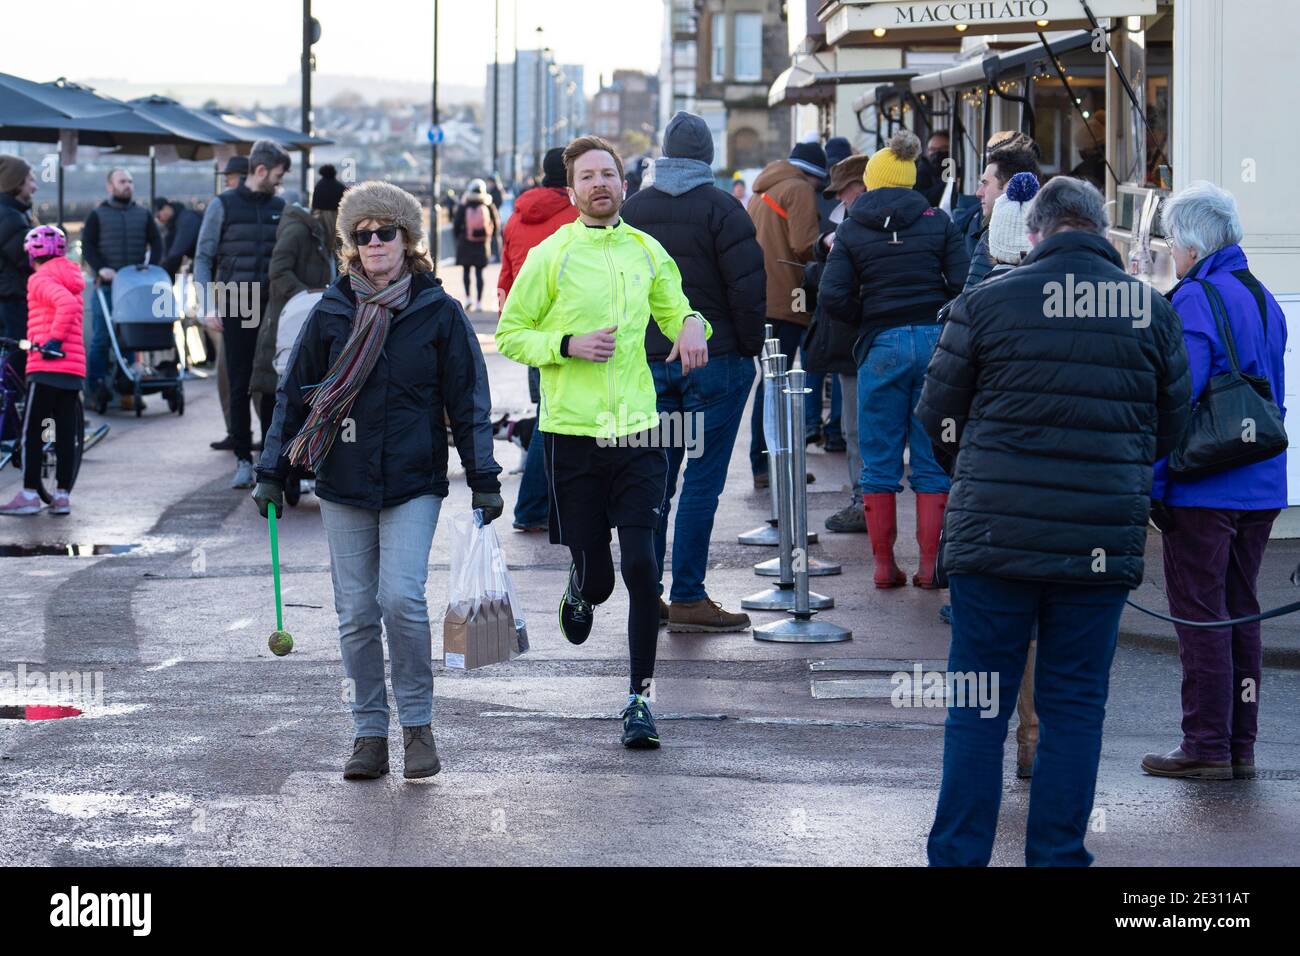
[202,109,333,150]
[0,74,223,151]
[119,96,243,159]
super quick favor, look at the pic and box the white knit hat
[987,171,1040,265]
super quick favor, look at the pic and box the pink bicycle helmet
[23,225,68,263]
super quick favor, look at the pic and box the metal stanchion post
[754,368,851,643]
[739,330,817,548]
[743,351,832,611]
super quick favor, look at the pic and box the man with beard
[81,168,165,409]
[496,135,710,750]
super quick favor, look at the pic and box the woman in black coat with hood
[819,129,969,591]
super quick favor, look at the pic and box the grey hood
[650,157,716,197]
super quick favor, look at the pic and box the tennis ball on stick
[268,629,294,656]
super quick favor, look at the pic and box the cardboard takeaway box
[443,596,517,670]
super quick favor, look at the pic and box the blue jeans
[85,284,112,399]
[803,371,842,441]
[513,431,548,526]
[748,319,804,475]
[319,494,442,737]
[857,324,949,494]
[652,352,754,602]
[928,573,1128,867]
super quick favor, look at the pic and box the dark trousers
[223,318,260,462]
[568,525,660,696]
[462,265,484,302]
[928,573,1127,867]
[748,318,804,475]
[1162,506,1278,764]
[22,382,79,490]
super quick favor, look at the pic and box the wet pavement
[2,270,1299,866]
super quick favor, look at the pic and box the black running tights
[569,525,660,696]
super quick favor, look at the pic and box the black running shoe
[558,563,594,645]
[621,694,661,749]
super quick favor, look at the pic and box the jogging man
[496,135,710,749]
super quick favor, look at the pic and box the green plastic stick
[268,505,284,632]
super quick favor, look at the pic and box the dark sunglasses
[354,224,401,245]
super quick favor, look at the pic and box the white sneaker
[50,490,71,515]
[231,459,256,489]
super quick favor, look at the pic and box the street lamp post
[492,0,500,176]
[511,0,519,187]
[431,0,440,274]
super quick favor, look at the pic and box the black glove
[1149,499,1175,534]
[41,339,64,358]
[472,490,504,525]
[252,480,285,519]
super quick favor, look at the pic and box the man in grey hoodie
[622,111,766,634]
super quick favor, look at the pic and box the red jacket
[25,257,86,378]
[497,187,578,305]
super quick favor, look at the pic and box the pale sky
[9,0,663,97]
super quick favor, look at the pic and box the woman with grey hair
[1142,181,1287,781]
[251,180,504,781]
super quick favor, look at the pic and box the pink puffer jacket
[25,256,86,379]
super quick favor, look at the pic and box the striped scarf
[286,265,412,472]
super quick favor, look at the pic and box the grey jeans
[838,372,861,499]
[319,494,442,737]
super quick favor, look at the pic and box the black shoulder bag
[1168,277,1287,480]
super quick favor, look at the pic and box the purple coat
[1152,244,1288,509]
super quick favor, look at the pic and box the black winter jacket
[160,203,202,277]
[819,187,969,364]
[0,193,35,300]
[622,182,766,360]
[257,271,502,508]
[81,198,163,273]
[915,230,1191,589]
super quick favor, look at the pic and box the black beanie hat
[788,141,829,180]
[542,147,567,188]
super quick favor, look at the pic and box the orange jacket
[746,161,821,326]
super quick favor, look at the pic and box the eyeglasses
[353,225,401,245]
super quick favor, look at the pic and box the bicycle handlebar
[0,337,64,358]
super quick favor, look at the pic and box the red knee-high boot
[912,492,948,589]
[863,493,907,589]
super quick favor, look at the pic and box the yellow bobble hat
[864,129,921,191]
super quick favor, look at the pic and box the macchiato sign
[824,0,1156,42]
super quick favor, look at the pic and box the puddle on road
[0,543,140,558]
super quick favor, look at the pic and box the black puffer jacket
[622,180,766,359]
[257,270,502,508]
[819,186,969,364]
[0,193,35,300]
[915,230,1191,588]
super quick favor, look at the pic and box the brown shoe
[668,597,751,634]
[1234,764,1257,780]
[753,471,769,490]
[1140,747,1232,780]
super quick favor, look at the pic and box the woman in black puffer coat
[819,129,969,591]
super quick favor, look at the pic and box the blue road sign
[427,125,445,144]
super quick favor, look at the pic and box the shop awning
[768,52,837,107]
[822,0,1157,47]
[906,29,1091,95]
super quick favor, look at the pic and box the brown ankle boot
[668,598,751,633]
[862,493,907,588]
[912,492,948,589]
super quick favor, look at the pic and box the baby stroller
[274,288,324,507]
[95,264,186,417]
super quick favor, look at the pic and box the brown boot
[1140,747,1232,780]
[668,597,751,634]
[862,493,906,588]
[912,492,948,589]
